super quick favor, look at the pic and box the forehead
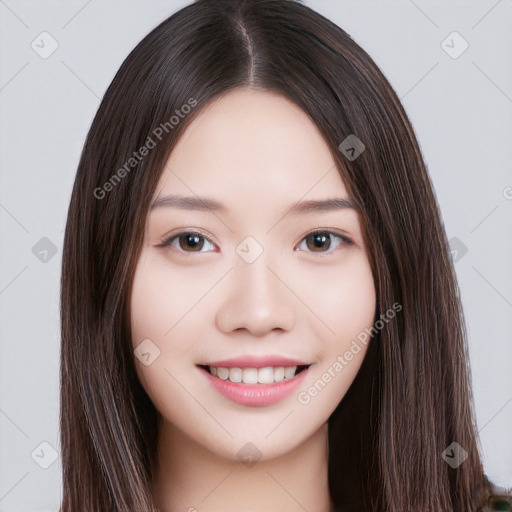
[153,89,351,215]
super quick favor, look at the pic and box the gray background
[1,0,511,510]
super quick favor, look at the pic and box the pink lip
[200,355,309,368]
[199,365,310,407]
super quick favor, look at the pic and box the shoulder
[478,492,512,511]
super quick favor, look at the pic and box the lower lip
[199,366,310,407]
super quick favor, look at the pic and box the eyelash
[155,229,353,257]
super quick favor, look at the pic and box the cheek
[302,255,376,345]
[130,252,209,347]
[129,254,193,392]
[294,258,376,413]
[129,256,193,420]
[129,251,227,405]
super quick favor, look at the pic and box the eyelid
[154,228,218,251]
[295,229,353,256]
[154,228,354,254]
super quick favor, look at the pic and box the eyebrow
[150,194,358,215]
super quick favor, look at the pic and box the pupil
[308,232,330,251]
[182,233,203,251]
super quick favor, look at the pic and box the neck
[152,420,333,512]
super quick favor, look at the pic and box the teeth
[242,368,258,384]
[208,365,301,384]
[284,366,296,379]
[217,367,229,380]
[229,367,242,382]
[273,367,285,382]
[257,367,274,384]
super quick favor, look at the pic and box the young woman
[59,0,511,510]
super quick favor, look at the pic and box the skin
[130,88,377,512]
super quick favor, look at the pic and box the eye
[155,231,217,254]
[155,229,353,256]
[295,230,353,255]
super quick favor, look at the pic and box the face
[130,88,376,461]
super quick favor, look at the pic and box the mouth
[197,361,312,407]
[197,364,311,384]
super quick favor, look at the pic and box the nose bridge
[236,250,278,300]
[233,233,282,298]
[215,243,296,335]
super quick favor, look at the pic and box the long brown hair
[59,0,506,510]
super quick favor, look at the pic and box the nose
[215,256,296,336]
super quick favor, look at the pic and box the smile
[200,364,310,384]
[197,364,312,407]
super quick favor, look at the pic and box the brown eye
[177,233,205,251]
[157,231,216,253]
[297,230,353,255]
[156,229,352,256]
[305,232,331,252]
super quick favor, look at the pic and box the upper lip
[198,355,311,368]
